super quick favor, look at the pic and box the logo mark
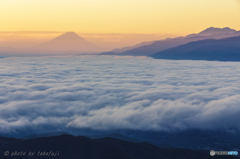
[210,150,215,156]
[4,151,9,156]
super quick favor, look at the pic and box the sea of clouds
[0,56,240,136]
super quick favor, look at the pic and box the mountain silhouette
[38,32,100,53]
[151,36,240,61]
[103,41,154,54]
[198,27,237,36]
[21,131,72,140]
[100,27,240,56]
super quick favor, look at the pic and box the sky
[0,0,239,50]
[0,31,175,50]
[0,0,239,35]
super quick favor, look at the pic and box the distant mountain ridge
[100,27,240,56]
[21,132,174,149]
[37,32,101,53]
[87,133,141,143]
[103,41,154,54]
[151,35,240,61]
[21,131,72,140]
[198,27,237,36]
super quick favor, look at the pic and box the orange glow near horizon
[0,0,239,35]
[0,32,177,50]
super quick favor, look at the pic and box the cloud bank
[0,56,240,136]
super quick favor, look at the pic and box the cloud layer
[0,56,240,135]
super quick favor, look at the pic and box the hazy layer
[0,32,175,50]
[0,56,240,135]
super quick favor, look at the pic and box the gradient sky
[0,0,239,34]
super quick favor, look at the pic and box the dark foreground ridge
[0,135,236,159]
